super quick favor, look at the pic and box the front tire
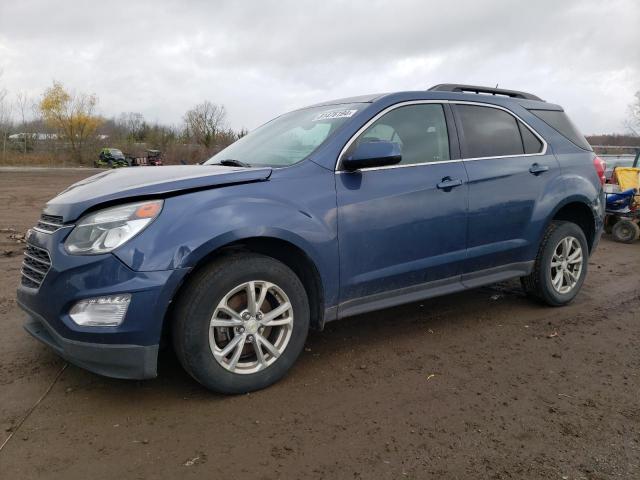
[172,253,310,394]
[521,221,589,306]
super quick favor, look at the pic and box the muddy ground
[0,168,638,479]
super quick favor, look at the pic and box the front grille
[21,243,52,289]
[35,214,64,233]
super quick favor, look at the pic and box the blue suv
[17,84,605,393]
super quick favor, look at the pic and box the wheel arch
[163,235,327,344]
[547,197,599,253]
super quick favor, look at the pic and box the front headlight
[65,200,163,254]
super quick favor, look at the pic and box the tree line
[0,78,247,166]
[0,75,639,167]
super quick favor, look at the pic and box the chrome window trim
[335,158,463,174]
[334,99,548,173]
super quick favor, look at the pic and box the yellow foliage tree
[39,81,103,162]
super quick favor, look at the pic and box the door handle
[437,177,463,191]
[529,163,549,175]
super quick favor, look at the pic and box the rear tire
[611,219,639,244]
[521,221,589,306]
[172,253,310,394]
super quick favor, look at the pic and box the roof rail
[428,84,544,102]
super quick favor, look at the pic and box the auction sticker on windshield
[312,109,358,121]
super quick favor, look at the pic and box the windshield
[205,103,364,167]
[110,149,123,156]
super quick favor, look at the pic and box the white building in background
[8,133,58,141]
[8,133,109,141]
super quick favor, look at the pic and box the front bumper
[17,227,190,380]
[22,304,158,379]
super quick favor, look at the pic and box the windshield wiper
[214,159,252,168]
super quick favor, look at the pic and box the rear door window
[456,105,525,158]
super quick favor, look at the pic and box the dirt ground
[0,168,638,479]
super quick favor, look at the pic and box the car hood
[44,165,272,221]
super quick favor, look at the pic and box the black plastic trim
[429,84,543,101]
[335,261,534,320]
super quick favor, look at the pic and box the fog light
[69,294,131,326]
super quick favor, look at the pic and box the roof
[428,83,543,101]
[305,93,387,108]
[300,84,561,112]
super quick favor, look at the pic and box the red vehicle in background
[131,149,163,166]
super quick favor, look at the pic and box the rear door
[336,103,469,315]
[452,103,559,284]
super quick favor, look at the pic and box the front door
[336,103,468,315]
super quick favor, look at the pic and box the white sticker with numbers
[312,109,358,121]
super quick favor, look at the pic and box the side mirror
[342,140,402,171]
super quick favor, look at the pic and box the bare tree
[626,90,640,136]
[117,112,145,142]
[15,91,31,153]
[0,70,13,162]
[183,101,227,148]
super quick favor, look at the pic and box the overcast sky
[0,0,638,134]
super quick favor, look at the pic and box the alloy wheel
[209,280,294,374]
[550,236,583,294]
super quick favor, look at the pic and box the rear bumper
[21,302,158,379]
[591,190,606,253]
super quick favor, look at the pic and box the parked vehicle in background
[601,155,636,180]
[604,155,640,243]
[18,84,604,394]
[95,148,129,168]
[604,186,639,243]
[95,148,164,168]
[591,146,639,180]
[131,149,163,166]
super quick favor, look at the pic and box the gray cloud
[0,0,638,133]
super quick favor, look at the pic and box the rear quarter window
[529,109,592,151]
[518,121,543,154]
